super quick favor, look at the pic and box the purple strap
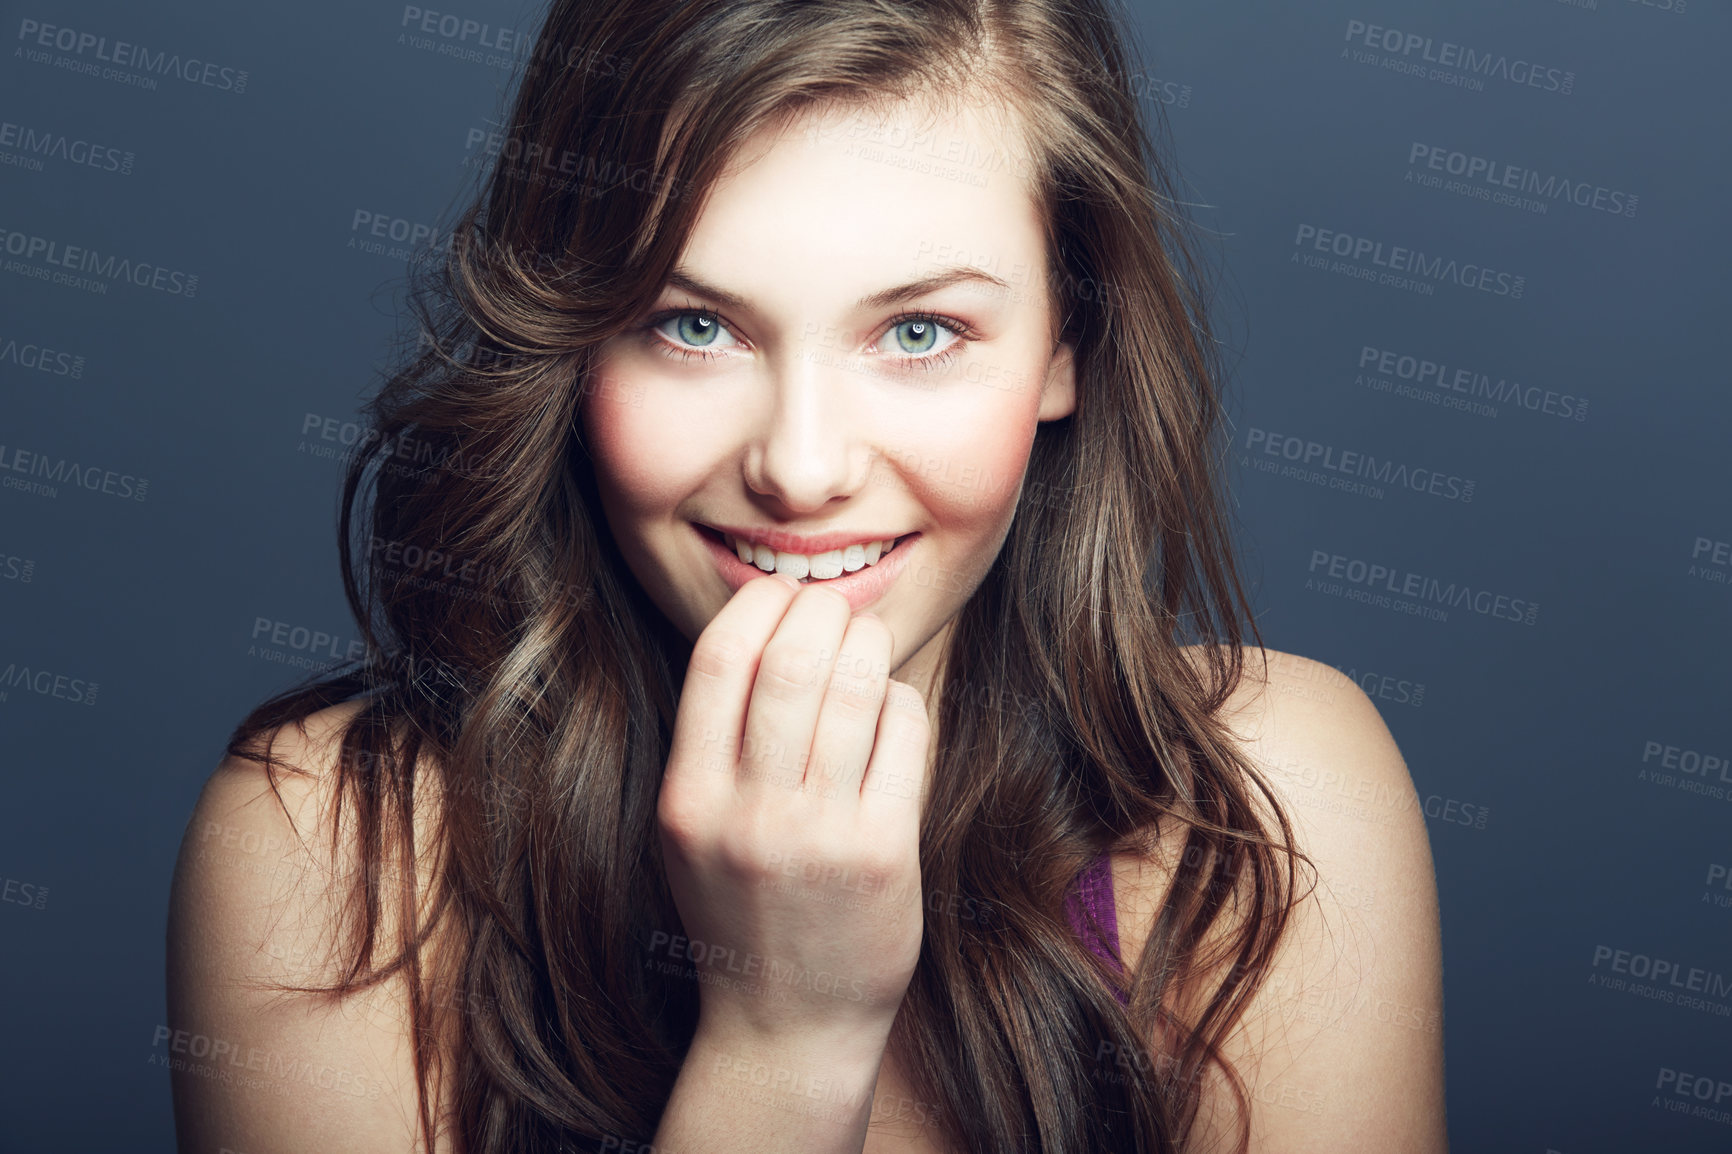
[1064,852,1128,1004]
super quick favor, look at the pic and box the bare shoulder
[167,698,455,1153]
[1110,645,1447,1153]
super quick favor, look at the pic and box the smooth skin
[658,579,929,1041]
[167,89,1446,1154]
[165,651,1446,1153]
[1114,652,1448,1154]
[654,575,932,1151]
[576,95,1079,709]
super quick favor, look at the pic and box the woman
[167,0,1446,1150]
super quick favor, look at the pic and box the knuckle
[895,725,930,761]
[824,669,884,717]
[885,704,931,757]
[833,642,891,686]
[714,821,777,878]
[756,643,827,699]
[797,582,853,616]
[844,613,894,652]
[889,708,931,749]
[805,750,857,790]
[739,733,801,778]
[885,679,927,715]
[751,572,799,595]
[689,628,756,680]
[656,794,705,850]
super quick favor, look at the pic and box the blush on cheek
[579,375,713,510]
[899,401,1042,530]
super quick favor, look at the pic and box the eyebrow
[664,265,1014,312]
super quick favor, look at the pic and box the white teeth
[808,549,843,580]
[721,532,903,580]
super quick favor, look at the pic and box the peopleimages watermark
[0,550,35,583]
[0,118,134,176]
[296,410,505,478]
[1638,739,1731,802]
[0,441,148,502]
[1588,945,1732,1016]
[1554,0,1690,15]
[0,332,85,379]
[1305,549,1539,626]
[1355,345,1587,422]
[706,1049,946,1131]
[248,617,367,673]
[1654,1066,1732,1127]
[458,126,693,203]
[1292,224,1524,298]
[0,660,98,706]
[15,17,250,94]
[2,875,49,911]
[149,1025,384,1099]
[397,6,633,80]
[1406,143,1637,219]
[759,851,997,926]
[1341,19,1575,96]
[642,930,867,1005]
[1121,70,1192,109]
[1689,536,1730,590]
[1242,427,1475,503]
[0,227,198,298]
[347,209,456,262]
[399,6,535,57]
[1703,862,1732,910]
[810,109,1033,187]
[1263,649,1426,709]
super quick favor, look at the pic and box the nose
[742,348,872,514]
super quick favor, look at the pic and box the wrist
[689,1012,892,1087]
[658,1017,892,1149]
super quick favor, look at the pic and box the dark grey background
[2,1,1727,1150]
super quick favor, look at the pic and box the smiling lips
[693,523,920,610]
[718,530,907,582]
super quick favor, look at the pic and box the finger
[737,584,851,800]
[664,574,801,815]
[856,678,930,831]
[801,613,893,810]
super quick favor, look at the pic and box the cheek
[893,391,1043,531]
[580,370,718,514]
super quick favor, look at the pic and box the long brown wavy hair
[226,0,1308,1150]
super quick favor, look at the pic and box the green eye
[676,313,721,346]
[893,319,938,354]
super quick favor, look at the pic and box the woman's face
[581,94,1075,690]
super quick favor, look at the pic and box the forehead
[673,94,1046,310]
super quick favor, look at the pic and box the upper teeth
[723,532,901,580]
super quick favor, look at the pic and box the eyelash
[640,308,974,373]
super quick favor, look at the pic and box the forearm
[652,1024,888,1154]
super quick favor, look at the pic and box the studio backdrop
[1,1,1727,1151]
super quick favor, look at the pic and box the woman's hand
[655,574,931,1053]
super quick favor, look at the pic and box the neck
[890,614,957,782]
